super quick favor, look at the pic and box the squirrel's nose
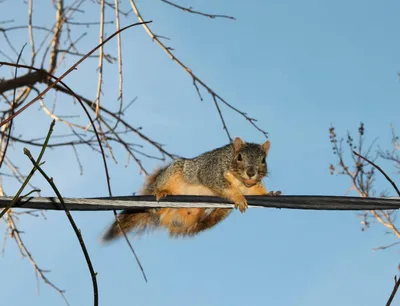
[246,168,256,178]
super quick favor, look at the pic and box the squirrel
[102,137,281,241]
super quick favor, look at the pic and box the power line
[1,195,400,211]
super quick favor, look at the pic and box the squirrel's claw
[234,195,248,213]
[155,190,169,201]
[267,190,282,196]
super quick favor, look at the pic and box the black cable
[1,195,399,211]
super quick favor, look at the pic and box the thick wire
[2,195,400,211]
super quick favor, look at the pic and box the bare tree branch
[24,147,98,306]
[48,0,64,74]
[94,0,104,118]
[329,124,400,245]
[385,271,400,306]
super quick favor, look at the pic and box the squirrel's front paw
[234,195,248,213]
[267,190,282,196]
[154,190,169,201]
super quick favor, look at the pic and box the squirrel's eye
[261,157,266,164]
[237,153,242,161]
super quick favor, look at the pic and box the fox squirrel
[102,137,280,240]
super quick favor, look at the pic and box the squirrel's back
[182,143,233,186]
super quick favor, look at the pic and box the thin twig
[160,0,236,20]
[112,208,148,282]
[71,144,83,175]
[28,0,36,66]
[0,119,55,219]
[48,0,64,74]
[94,0,105,118]
[372,241,400,251]
[0,25,53,33]
[353,151,400,197]
[0,44,26,169]
[112,0,124,131]
[351,151,400,239]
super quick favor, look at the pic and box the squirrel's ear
[261,140,270,156]
[233,137,245,153]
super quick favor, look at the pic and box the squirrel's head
[231,137,270,187]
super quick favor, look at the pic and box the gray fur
[151,141,268,193]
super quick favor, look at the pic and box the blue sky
[1,0,400,305]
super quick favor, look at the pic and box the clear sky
[1,0,400,305]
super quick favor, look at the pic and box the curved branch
[24,148,98,306]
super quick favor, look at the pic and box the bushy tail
[102,209,159,242]
[101,166,169,243]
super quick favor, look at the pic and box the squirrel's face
[231,138,270,187]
